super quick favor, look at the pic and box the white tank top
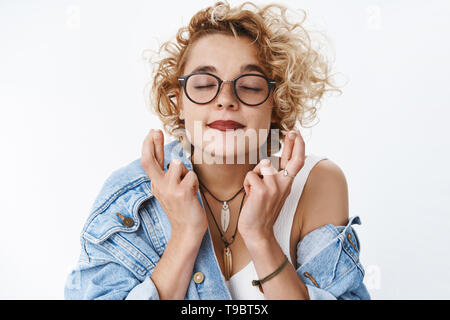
[224,154,328,299]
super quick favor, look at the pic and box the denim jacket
[65,139,370,300]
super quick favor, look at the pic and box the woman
[65,1,370,300]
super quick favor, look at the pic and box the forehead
[184,33,264,75]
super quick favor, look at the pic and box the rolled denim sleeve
[304,284,338,300]
[64,241,160,300]
[126,274,160,300]
[295,216,371,300]
[302,282,370,300]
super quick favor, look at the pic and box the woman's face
[178,33,275,164]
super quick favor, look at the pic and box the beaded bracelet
[252,254,289,293]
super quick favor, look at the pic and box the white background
[1,0,449,299]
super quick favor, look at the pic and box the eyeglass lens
[185,74,270,105]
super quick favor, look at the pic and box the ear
[179,108,184,120]
[174,88,184,120]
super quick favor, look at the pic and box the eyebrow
[191,64,266,76]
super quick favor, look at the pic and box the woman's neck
[191,149,257,199]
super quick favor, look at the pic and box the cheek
[246,106,274,131]
[182,101,203,123]
[181,104,208,140]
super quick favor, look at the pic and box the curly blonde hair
[144,1,341,154]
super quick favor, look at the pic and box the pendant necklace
[198,180,246,281]
[198,180,244,233]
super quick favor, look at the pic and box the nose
[216,80,239,109]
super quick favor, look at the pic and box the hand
[238,130,306,241]
[141,129,208,236]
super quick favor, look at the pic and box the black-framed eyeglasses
[178,72,276,107]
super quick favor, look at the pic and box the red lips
[208,120,245,131]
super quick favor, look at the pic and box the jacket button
[122,217,134,227]
[193,272,205,284]
[116,213,134,227]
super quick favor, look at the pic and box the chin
[188,127,266,164]
[195,140,248,164]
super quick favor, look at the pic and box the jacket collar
[83,139,190,244]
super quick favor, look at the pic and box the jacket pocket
[81,182,162,281]
[101,233,156,279]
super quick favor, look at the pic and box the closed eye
[195,85,216,89]
[239,86,263,92]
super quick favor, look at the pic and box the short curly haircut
[144,0,341,154]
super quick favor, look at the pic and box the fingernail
[261,159,271,167]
